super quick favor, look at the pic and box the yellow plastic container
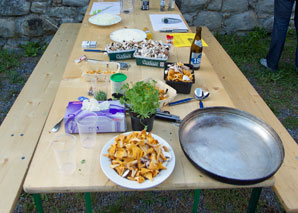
[143,27,152,40]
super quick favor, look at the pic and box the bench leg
[247,187,262,213]
[33,194,44,213]
[84,192,92,213]
[192,189,201,213]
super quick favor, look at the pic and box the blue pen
[84,49,107,53]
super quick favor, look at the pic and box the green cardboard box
[107,49,136,60]
[134,53,168,68]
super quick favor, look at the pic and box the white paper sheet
[149,14,188,31]
[89,2,121,15]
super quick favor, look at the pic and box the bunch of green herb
[120,80,160,119]
[94,90,107,101]
[20,42,41,57]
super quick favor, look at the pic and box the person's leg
[266,0,294,70]
[295,1,298,70]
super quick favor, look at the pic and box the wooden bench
[0,23,80,213]
[200,26,298,213]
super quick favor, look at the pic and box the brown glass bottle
[189,26,203,70]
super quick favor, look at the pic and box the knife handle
[169,98,193,106]
[155,113,180,122]
[84,49,106,52]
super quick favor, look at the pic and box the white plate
[110,29,146,43]
[100,131,176,190]
[88,14,121,26]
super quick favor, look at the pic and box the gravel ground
[0,56,40,124]
[0,54,293,212]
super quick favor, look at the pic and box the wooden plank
[0,23,80,213]
[201,26,298,213]
[23,1,273,192]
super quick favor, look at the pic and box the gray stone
[222,0,248,13]
[193,11,222,31]
[31,2,48,14]
[16,15,44,37]
[180,0,208,13]
[256,0,274,16]
[16,14,58,37]
[42,35,54,44]
[0,38,6,47]
[0,18,16,38]
[7,37,29,48]
[3,45,24,54]
[289,20,294,28]
[182,12,196,26]
[31,0,49,2]
[207,0,222,11]
[248,0,257,9]
[47,7,77,18]
[40,16,59,33]
[224,10,257,33]
[0,0,30,16]
[76,14,84,22]
[63,0,89,7]
[52,0,62,6]
[61,17,75,23]
[29,37,43,43]
[263,16,274,32]
[80,5,88,15]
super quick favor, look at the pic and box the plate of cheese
[110,28,146,43]
[88,14,121,26]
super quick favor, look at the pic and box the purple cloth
[64,100,127,133]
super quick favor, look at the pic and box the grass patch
[20,42,41,57]
[19,41,48,57]
[216,28,298,123]
[0,49,19,74]
[283,116,298,129]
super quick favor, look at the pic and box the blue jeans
[266,0,298,70]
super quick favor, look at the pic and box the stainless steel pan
[179,107,284,185]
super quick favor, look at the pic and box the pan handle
[169,98,193,106]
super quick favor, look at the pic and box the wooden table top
[23,0,273,193]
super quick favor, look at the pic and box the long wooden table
[24,0,274,211]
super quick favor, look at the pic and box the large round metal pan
[179,107,284,185]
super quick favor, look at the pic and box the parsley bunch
[120,80,160,119]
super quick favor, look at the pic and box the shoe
[259,58,277,72]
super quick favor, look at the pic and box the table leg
[192,189,201,213]
[33,194,44,213]
[84,192,92,213]
[247,187,262,213]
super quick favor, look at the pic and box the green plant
[283,116,298,129]
[94,90,107,101]
[120,80,160,119]
[0,49,19,73]
[20,42,41,57]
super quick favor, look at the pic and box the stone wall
[0,0,296,51]
[0,0,89,51]
[177,0,295,34]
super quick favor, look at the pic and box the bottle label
[190,52,202,68]
[194,40,203,48]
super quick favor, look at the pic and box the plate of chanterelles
[100,130,175,189]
